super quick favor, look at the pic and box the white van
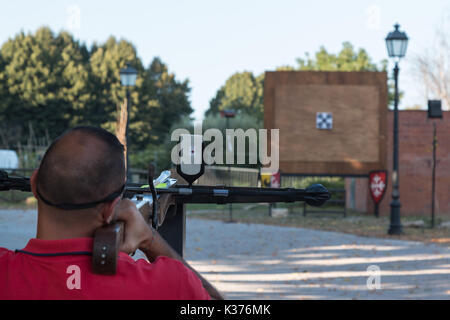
[0,150,19,169]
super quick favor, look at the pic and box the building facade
[346,110,450,216]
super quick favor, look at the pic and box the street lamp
[385,24,408,235]
[120,63,138,177]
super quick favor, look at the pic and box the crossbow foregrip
[92,222,124,275]
[91,193,176,275]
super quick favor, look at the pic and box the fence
[0,168,35,177]
[0,168,34,202]
[0,168,151,203]
[2,168,347,216]
[303,188,346,217]
[198,166,259,187]
[280,174,346,217]
[128,168,149,184]
[168,165,259,187]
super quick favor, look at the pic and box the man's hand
[114,198,153,255]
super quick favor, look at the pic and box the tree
[0,27,194,160]
[148,112,263,172]
[206,71,264,121]
[88,36,146,148]
[88,41,192,152]
[297,42,382,71]
[0,27,91,141]
[117,57,194,170]
[143,57,193,145]
[415,25,450,110]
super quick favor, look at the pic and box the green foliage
[87,36,141,131]
[143,113,264,172]
[283,176,345,201]
[0,28,91,140]
[203,113,263,168]
[202,112,262,132]
[130,115,194,171]
[297,42,381,71]
[140,57,193,147]
[206,72,264,121]
[0,27,193,154]
[128,144,169,172]
[282,176,344,189]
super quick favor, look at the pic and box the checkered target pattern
[316,112,333,130]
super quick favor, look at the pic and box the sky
[0,0,449,120]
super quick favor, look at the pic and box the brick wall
[346,110,450,216]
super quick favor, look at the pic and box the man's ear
[101,197,121,225]
[30,170,39,198]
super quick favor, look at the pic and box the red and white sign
[369,171,387,204]
[270,172,281,188]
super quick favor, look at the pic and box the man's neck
[36,223,95,240]
[36,206,101,240]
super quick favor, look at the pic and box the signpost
[270,172,281,188]
[261,172,281,216]
[427,100,443,228]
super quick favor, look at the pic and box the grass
[186,203,450,246]
[0,191,36,210]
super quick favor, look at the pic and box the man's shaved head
[37,126,125,208]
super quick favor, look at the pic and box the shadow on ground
[0,209,449,299]
[184,218,450,300]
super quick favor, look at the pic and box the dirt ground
[1,209,449,299]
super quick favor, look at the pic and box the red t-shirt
[0,238,211,300]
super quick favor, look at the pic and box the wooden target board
[264,71,388,176]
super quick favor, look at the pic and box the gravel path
[1,209,449,299]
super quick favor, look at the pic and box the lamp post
[221,109,236,223]
[385,24,408,235]
[120,63,138,177]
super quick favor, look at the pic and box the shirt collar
[20,238,94,254]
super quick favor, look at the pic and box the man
[0,126,223,300]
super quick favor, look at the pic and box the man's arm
[115,199,224,300]
[140,227,224,300]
